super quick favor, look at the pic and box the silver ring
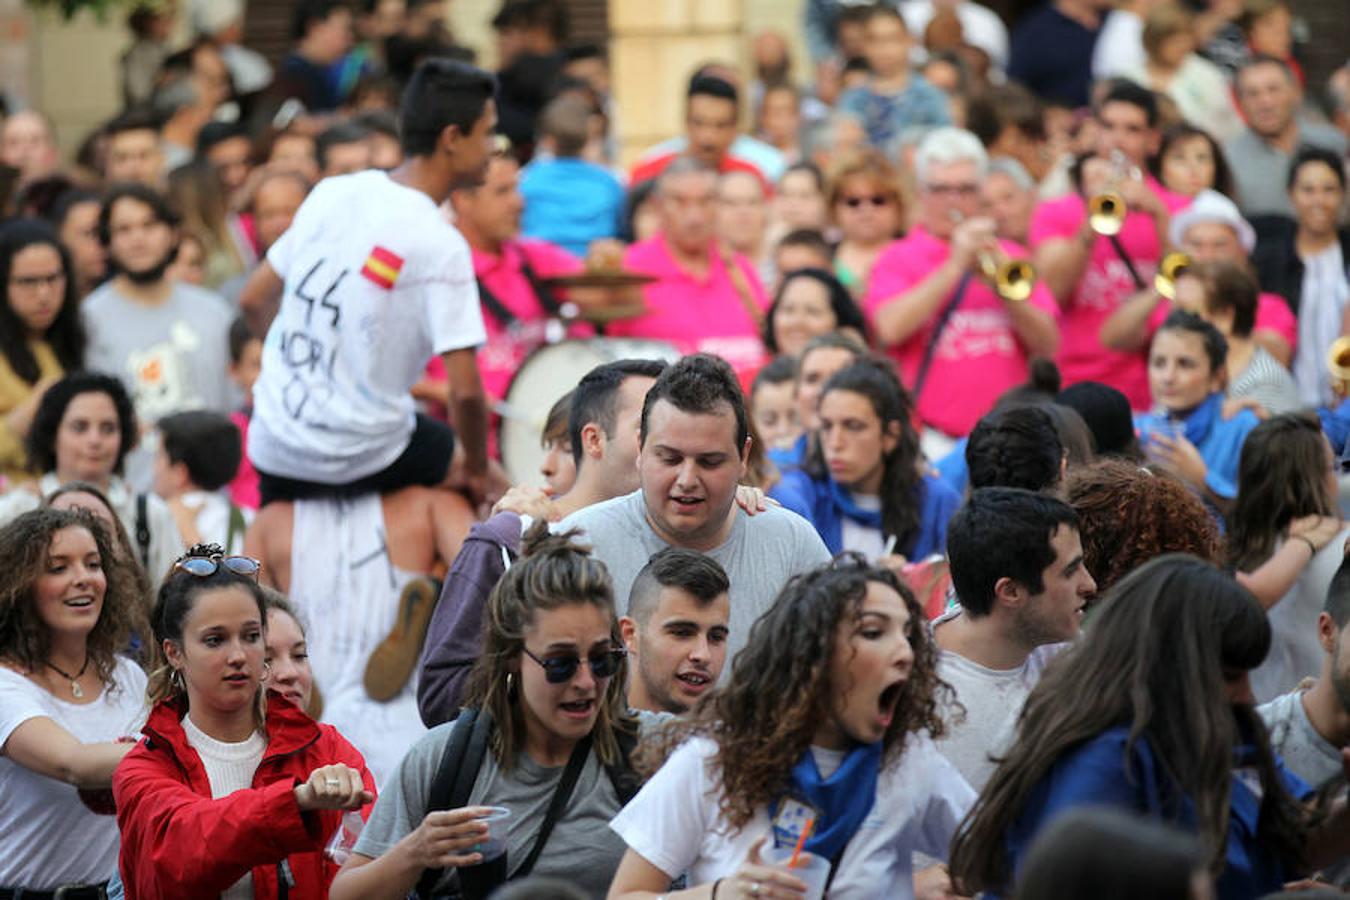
[325,778,341,788]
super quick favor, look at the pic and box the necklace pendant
[71,680,83,699]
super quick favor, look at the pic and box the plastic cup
[476,807,512,861]
[763,845,830,900]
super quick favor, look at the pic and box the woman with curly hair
[0,507,149,896]
[332,525,646,900]
[608,556,974,899]
[949,555,1350,900]
[773,359,960,565]
[1065,459,1342,608]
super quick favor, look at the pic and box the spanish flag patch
[361,246,404,289]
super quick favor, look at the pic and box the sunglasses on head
[173,555,261,581]
[840,194,890,208]
[522,646,627,684]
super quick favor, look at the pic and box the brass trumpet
[950,210,1037,303]
[1153,252,1191,301]
[1088,150,1137,237]
[1329,336,1350,400]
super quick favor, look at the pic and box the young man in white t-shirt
[934,488,1097,791]
[1259,556,1350,790]
[240,58,508,509]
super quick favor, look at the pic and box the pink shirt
[1145,291,1298,352]
[610,234,769,376]
[865,226,1062,437]
[1030,178,1190,409]
[469,239,586,402]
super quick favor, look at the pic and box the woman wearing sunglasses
[113,544,376,900]
[331,525,644,900]
[0,507,147,899]
[608,557,974,900]
[828,150,906,301]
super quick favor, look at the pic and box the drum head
[497,339,681,484]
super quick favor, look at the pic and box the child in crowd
[154,410,251,554]
[519,94,625,258]
[226,317,262,510]
[750,356,802,452]
[838,6,951,153]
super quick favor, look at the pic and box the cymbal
[568,300,649,323]
[541,270,657,289]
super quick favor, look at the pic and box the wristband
[1294,535,1318,557]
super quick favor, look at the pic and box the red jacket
[113,694,376,900]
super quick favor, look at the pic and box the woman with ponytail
[332,525,647,900]
[113,543,375,900]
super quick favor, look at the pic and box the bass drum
[498,338,681,484]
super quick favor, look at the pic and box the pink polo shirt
[471,239,586,402]
[609,234,769,376]
[865,226,1062,437]
[1030,178,1190,409]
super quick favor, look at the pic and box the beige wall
[17,0,805,166]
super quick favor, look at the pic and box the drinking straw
[788,818,815,869]
[881,535,897,558]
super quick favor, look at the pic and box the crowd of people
[2,0,1350,897]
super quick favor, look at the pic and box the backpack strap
[604,725,643,805]
[225,503,247,555]
[134,493,151,571]
[416,708,493,899]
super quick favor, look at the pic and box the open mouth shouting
[558,697,597,720]
[876,678,905,731]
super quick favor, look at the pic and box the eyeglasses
[923,182,981,197]
[522,646,627,684]
[172,554,261,581]
[839,194,891,208]
[10,272,65,291]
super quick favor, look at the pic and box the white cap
[189,0,243,36]
[1168,189,1256,254]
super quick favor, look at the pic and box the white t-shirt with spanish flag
[248,170,487,483]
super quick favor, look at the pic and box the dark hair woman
[6,371,184,582]
[0,508,147,896]
[1229,413,1350,702]
[609,556,973,899]
[113,544,375,900]
[772,359,960,565]
[763,267,868,358]
[331,526,648,900]
[0,218,86,484]
[949,554,1350,900]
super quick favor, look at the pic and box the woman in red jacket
[113,544,376,900]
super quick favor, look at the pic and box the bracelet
[1294,535,1318,557]
[711,877,724,900]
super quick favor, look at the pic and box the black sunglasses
[522,646,627,684]
[173,555,261,581]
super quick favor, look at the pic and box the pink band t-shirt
[1029,179,1189,409]
[865,226,1061,437]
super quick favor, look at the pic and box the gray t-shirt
[1224,122,1348,219]
[1258,688,1343,788]
[355,712,669,896]
[558,490,833,668]
[82,280,235,423]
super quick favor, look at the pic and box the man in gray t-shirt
[83,184,234,424]
[1226,58,1348,219]
[559,354,831,669]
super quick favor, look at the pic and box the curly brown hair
[637,555,949,832]
[1064,460,1222,596]
[0,507,147,686]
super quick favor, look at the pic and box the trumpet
[1329,336,1350,400]
[1153,251,1191,301]
[950,210,1037,303]
[1088,150,1138,237]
